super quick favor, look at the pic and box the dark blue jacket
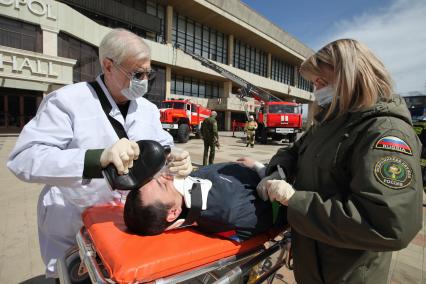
[189,163,273,241]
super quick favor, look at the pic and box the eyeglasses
[109,58,156,81]
[131,69,156,81]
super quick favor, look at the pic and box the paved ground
[0,132,424,283]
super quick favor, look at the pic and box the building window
[271,57,295,85]
[58,0,165,42]
[0,16,42,52]
[58,33,101,83]
[171,73,222,98]
[0,87,43,132]
[172,12,228,64]
[145,0,166,43]
[144,64,165,107]
[233,39,267,77]
[297,73,314,92]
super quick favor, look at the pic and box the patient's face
[140,174,183,209]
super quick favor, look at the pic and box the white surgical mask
[314,85,335,107]
[121,78,148,100]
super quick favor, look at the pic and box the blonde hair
[300,39,394,121]
[99,28,151,69]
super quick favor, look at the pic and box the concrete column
[228,34,234,66]
[41,26,58,56]
[225,110,232,131]
[165,5,173,44]
[223,81,232,98]
[267,53,272,78]
[165,66,172,99]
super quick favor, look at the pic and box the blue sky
[242,0,426,95]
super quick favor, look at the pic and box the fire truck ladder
[175,45,282,106]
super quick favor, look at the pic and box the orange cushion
[82,204,270,283]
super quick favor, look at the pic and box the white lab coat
[7,75,173,277]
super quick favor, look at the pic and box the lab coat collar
[96,74,134,126]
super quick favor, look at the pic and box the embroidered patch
[374,136,413,155]
[374,156,413,189]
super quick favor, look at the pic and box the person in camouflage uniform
[201,111,219,165]
[244,115,258,147]
[256,39,422,284]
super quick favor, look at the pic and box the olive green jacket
[266,96,423,284]
[201,116,218,143]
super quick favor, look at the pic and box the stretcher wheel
[69,258,92,284]
[65,249,91,284]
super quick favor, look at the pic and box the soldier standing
[201,111,219,165]
[245,115,258,147]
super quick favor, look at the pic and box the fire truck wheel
[177,124,190,143]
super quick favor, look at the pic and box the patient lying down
[124,162,273,241]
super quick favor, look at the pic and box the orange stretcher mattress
[82,204,271,283]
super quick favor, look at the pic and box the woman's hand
[265,180,295,206]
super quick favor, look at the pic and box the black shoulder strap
[88,81,128,139]
[182,182,203,227]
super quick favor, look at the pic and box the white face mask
[314,85,335,107]
[121,77,148,100]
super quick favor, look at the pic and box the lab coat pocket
[42,204,81,240]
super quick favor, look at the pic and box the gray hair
[99,28,151,69]
[211,111,217,117]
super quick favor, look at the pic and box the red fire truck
[159,98,212,143]
[179,46,303,143]
[255,100,302,143]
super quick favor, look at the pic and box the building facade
[0,0,314,132]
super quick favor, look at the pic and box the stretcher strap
[89,80,128,139]
[182,182,202,227]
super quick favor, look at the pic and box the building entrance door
[0,88,42,133]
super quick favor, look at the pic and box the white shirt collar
[173,176,212,210]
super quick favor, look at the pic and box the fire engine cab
[159,99,212,143]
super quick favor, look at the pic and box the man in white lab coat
[7,29,192,279]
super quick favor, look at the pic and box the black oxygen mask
[102,140,170,191]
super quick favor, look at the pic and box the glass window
[271,57,295,86]
[194,23,202,56]
[172,12,228,64]
[184,77,192,96]
[199,80,206,98]
[146,0,156,16]
[269,104,297,114]
[175,75,184,95]
[64,1,165,43]
[297,73,313,92]
[0,17,42,52]
[173,102,185,109]
[171,73,221,99]
[58,32,101,83]
[161,101,173,108]
[233,39,266,75]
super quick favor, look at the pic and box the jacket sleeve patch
[374,156,413,189]
[374,136,413,156]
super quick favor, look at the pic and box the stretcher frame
[57,201,292,284]
[58,227,291,284]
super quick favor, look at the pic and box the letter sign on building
[0,0,56,20]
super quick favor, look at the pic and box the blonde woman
[253,39,422,283]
